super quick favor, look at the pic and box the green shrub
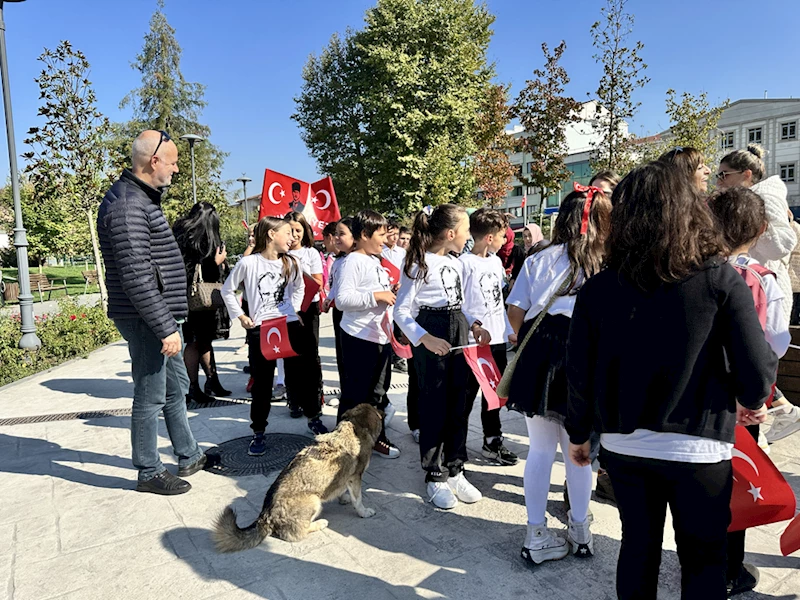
[0,298,120,387]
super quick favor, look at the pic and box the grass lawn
[2,264,100,303]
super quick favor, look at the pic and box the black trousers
[726,424,759,581]
[464,342,506,439]
[332,307,345,388]
[337,330,392,417]
[412,308,469,482]
[791,292,800,326]
[247,322,322,431]
[407,356,419,431]
[294,302,323,404]
[603,449,732,600]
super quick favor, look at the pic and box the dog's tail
[211,506,271,553]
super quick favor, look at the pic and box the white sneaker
[765,405,800,443]
[427,481,458,509]
[521,525,569,565]
[566,510,594,558]
[758,429,771,455]
[447,471,482,503]
[411,429,420,444]
[383,402,396,427]
[272,384,286,400]
[325,395,340,407]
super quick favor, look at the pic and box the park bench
[81,270,98,295]
[29,273,68,302]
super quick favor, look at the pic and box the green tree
[294,0,495,217]
[512,41,581,216]
[21,41,110,306]
[115,0,228,223]
[473,84,515,207]
[589,0,649,174]
[664,89,729,163]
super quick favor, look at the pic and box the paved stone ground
[1,314,799,600]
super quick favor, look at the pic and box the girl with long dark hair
[173,202,230,404]
[565,162,776,598]
[394,204,491,510]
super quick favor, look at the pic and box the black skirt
[505,313,571,423]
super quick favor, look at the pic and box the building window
[525,162,534,174]
[512,186,523,197]
[720,131,735,150]
[781,122,797,140]
[748,127,762,144]
[780,163,796,183]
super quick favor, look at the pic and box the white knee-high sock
[276,358,285,386]
[557,423,593,523]
[523,416,559,527]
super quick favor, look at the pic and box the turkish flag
[381,311,412,359]
[300,273,321,313]
[259,316,298,361]
[521,195,527,209]
[780,512,800,556]
[260,169,310,219]
[379,257,401,287]
[729,425,796,532]
[463,345,506,410]
[303,177,342,240]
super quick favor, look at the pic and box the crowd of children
[218,144,797,598]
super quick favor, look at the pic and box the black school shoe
[136,471,191,495]
[288,402,304,419]
[728,564,759,597]
[481,437,518,465]
[392,359,408,373]
[177,454,207,477]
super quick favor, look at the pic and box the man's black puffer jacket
[97,169,188,340]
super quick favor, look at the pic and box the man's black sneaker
[136,471,191,495]
[728,563,759,597]
[248,432,267,456]
[392,359,408,373]
[308,417,329,436]
[482,437,519,466]
[289,403,304,419]
[177,454,207,477]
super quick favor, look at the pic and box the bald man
[97,130,205,495]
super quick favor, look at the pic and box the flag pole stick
[449,343,480,352]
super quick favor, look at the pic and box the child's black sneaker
[307,417,329,436]
[482,436,518,465]
[248,432,267,456]
[288,402,304,419]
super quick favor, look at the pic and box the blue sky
[0,0,797,197]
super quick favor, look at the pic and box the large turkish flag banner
[259,316,299,361]
[463,345,506,410]
[260,169,310,219]
[303,177,341,240]
[728,425,796,532]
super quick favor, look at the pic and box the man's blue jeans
[115,318,203,481]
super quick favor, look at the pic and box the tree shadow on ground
[41,378,132,399]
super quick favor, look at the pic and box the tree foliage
[20,41,111,306]
[473,84,515,207]
[664,89,729,164]
[512,41,581,212]
[114,0,228,223]
[294,0,495,217]
[589,0,649,174]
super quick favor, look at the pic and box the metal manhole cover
[204,434,314,477]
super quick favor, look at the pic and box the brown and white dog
[212,404,383,552]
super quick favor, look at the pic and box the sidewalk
[1,314,799,599]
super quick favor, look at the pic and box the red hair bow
[573,182,604,235]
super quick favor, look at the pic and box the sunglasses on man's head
[152,130,171,158]
[716,170,742,181]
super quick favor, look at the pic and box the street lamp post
[236,176,252,227]
[179,133,204,205]
[0,0,39,349]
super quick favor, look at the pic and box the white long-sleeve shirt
[222,254,304,327]
[394,252,477,346]
[459,252,513,344]
[290,246,323,303]
[381,244,406,270]
[327,254,347,305]
[337,252,392,344]
[506,244,583,320]
[730,254,790,358]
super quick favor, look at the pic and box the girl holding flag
[335,210,400,458]
[221,217,328,456]
[505,183,612,565]
[395,204,491,509]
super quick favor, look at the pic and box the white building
[495,101,628,228]
[714,98,800,207]
[231,194,261,229]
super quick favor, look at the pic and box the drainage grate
[204,434,314,477]
[0,383,409,427]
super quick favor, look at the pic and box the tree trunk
[86,208,108,313]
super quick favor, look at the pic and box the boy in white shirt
[460,209,519,465]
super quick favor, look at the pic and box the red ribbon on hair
[573,182,604,235]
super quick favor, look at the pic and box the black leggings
[247,322,322,431]
[294,302,323,404]
[412,307,469,482]
[464,342,506,439]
